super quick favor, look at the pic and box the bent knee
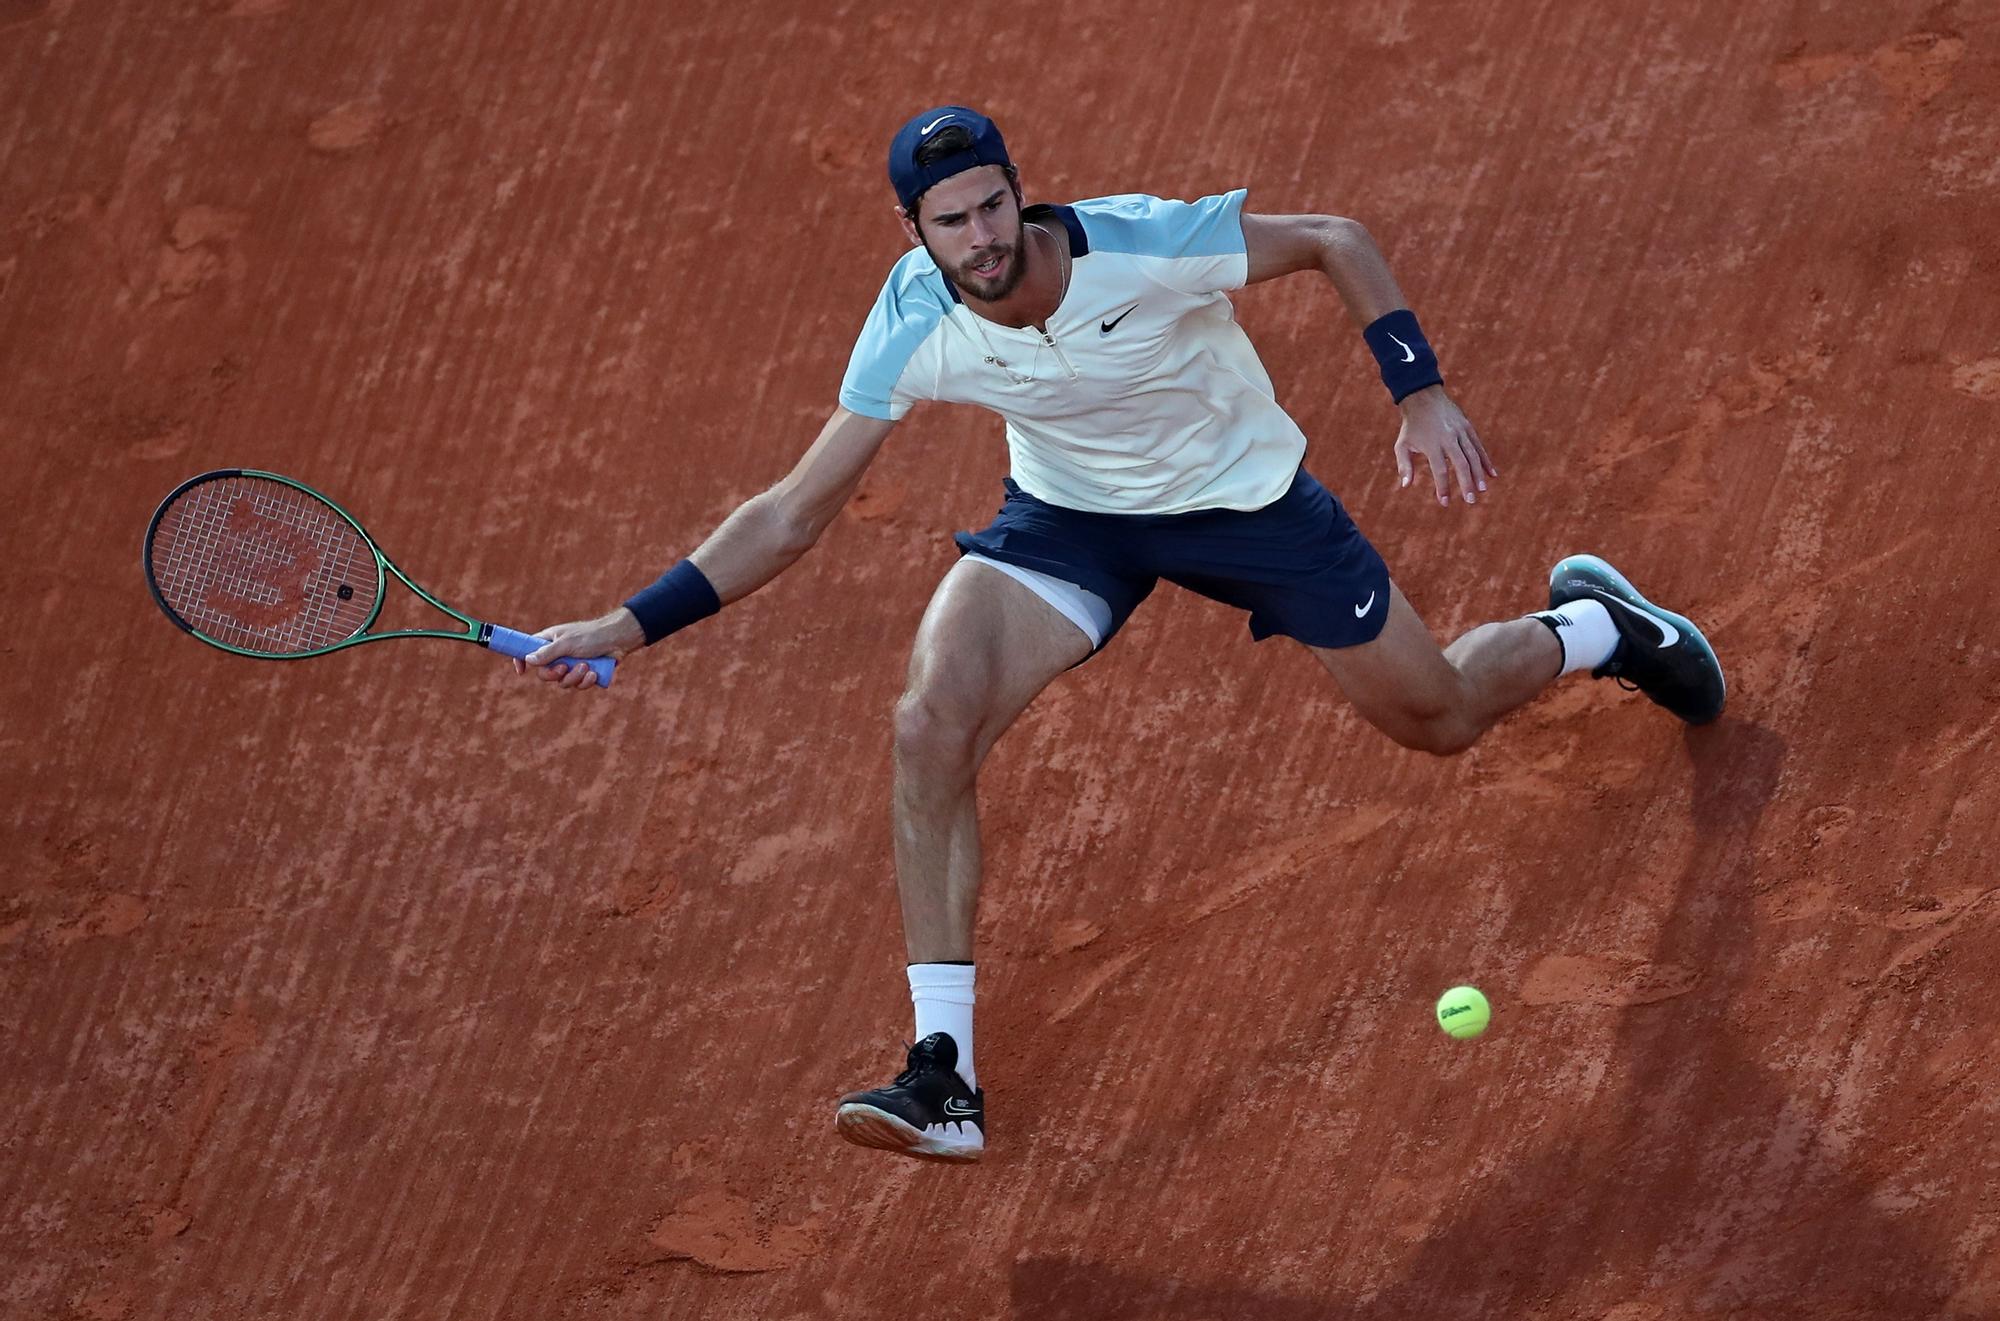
[1397,719,1480,757]
[1368,701,1481,757]
[893,689,981,768]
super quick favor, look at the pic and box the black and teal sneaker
[1549,554,1726,725]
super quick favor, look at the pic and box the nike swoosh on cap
[919,115,953,134]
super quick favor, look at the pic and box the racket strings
[148,476,379,655]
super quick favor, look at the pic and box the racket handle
[486,625,616,688]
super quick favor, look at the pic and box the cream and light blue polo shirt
[838,191,1309,517]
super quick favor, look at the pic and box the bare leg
[893,560,1092,962]
[1312,582,1559,755]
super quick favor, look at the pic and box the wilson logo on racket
[144,469,615,687]
[200,497,318,630]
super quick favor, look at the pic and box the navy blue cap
[887,106,1013,212]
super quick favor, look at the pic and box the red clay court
[4,2,1998,1317]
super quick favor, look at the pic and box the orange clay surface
[5,2,1999,1318]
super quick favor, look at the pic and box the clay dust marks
[1045,915,1104,956]
[43,893,148,947]
[646,1189,822,1274]
[63,998,263,1313]
[1927,707,2000,776]
[1599,1305,1668,1321]
[1046,805,1398,1023]
[797,123,868,177]
[1773,30,1966,120]
[49,353,245,463]
[1588,345,1835,529]
[162,1003,261,1195]
[1601,345,1834,458]
[156,204,248,302]
[1520,953,1700,1007]
[307,100,389,155]
[167,205,246,251]
[14,192,107,260]
[601,864,680,920]
[55,1007,257,1321]
[71,1283,133,1321]
[1949,358,2000,401]
[140,1204,191,1242]
[1869,887,2000,996]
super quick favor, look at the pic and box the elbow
[761,489,824,559]
[776,519,820,560]
[1323,215,1374,257]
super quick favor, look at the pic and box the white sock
[907,962,976,1090]
[1532,598,1619,675]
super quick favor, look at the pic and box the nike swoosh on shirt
[919,115,953,134]
[1100,305,1137,334]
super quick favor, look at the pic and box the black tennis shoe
[1549,554,1726,725]
[835,1032,985,1162]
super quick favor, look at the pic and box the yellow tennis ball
[1436,986,1491,1039]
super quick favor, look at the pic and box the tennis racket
[143,469,615,686]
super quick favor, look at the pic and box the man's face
[901,165,1028,302]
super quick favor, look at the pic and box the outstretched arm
[519,406,897,688]
[689,406,899,600]
[1240,212,1496,507]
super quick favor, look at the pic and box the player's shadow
[1008,1255,1346,1320]
[1009,719,1956,1318]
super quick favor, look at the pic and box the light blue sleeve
[1073,190,1249,294]
[839,253,952,421]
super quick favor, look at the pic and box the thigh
[953,481,1155,647]
[1308,582,1462,735]
[1155,469,1390,648]
[906,558,1095,756]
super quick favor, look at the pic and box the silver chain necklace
[1031,220,1072,310]
[975,221,1070,383]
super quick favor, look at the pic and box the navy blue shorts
[953,467,1392,651]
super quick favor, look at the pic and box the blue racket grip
[486,625,616,688]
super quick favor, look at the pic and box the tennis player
[518,106,1725,1162]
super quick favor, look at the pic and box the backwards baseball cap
[887,105,1013,213]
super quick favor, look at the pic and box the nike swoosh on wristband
[1354,591,1377,618]
[1387,332,1417,364]
[1605,595,1679,648]
[920,115,953,134]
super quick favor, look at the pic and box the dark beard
[924,229,1030,302]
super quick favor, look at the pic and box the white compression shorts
[962,553,1115,650]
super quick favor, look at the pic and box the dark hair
[914,125,977,166]
[908,125,1019,222]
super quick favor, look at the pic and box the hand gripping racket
[143,469,615,686]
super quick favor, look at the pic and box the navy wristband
[1362,308,1444,403]
[623,560,721,646]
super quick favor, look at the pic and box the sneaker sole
[1549,554,1726,724]
[835,1103,984,1162]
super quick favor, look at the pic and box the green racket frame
[143,468,614,684]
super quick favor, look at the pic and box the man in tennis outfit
[519,106,1726,1162]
